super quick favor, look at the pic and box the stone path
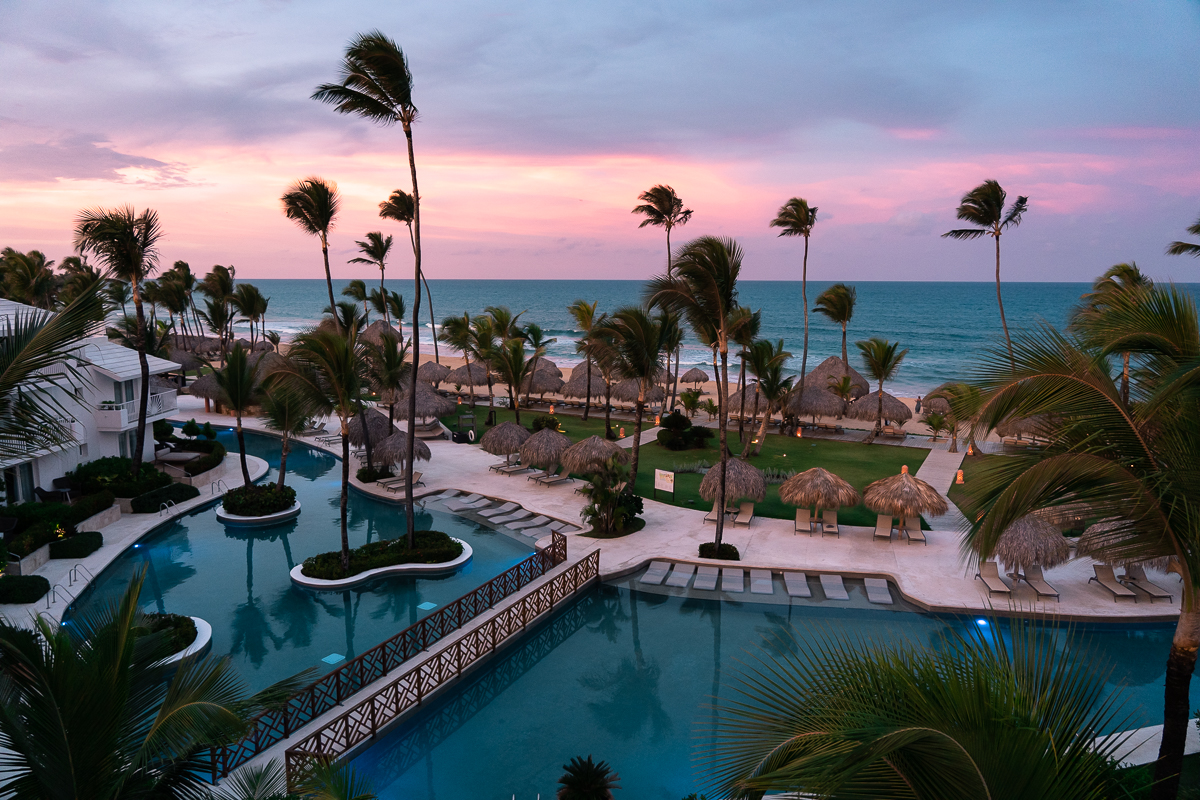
[913,447,968,532]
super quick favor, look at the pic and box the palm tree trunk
[753,400,772,456]
[277,436,290,491]
[630,394,645,487]
[670,347,680,412]
[582,358,592,421]
[379,268,387,324]
[510,387,520,426]
[1122,352,1130,405]
[747,393,761,456]
[402,123,422,550]
[357,404,374,474]
[736,352,746,442]
[422,273,439,364]
[235,412,251,486]
[1153,604,1200,800]
[131,279,150,475]
[523,353,540,408]
[800,236,811,402]
[604,381,613,439]
[715,345,729,549]
[340,425,351,572]
[995,234,1014,369]
[465,355,476,409]
[321,233,339,337]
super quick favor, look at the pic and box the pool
[349,582,1191,800]
[65,430,536,692]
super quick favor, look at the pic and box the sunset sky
[2,1,1199,282]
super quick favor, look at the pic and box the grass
[947,452,1000,512]
[441,406,617,443]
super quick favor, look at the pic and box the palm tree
[557,756,620,800]
[631,184,693,274]
[231,283,269,348]
[0,248,58,309]
[349,232,393,322]
[105,278,130,317]
[469,315,500,416]
[485,305,525,340]
[659,307,683,413]
[731,309,761,443]
[315,31,424,542]
[521,322,557,406]
[770,198,818,400]
[0,570,308,800]
[58,255,104,308]
[324,300,366,333]
[942,179,1029,367]
[209,343,257,485]
[342,279,370,322]
[703,618,1128,799]
[75,205,163,474]
[366,333,411,426]
[211,758,376,800]
[1167,214,1200,257]
[1069,262,1153,404]
[282,176,342,334]
[812,282,856,371]
[273,326,370,565]
[568,300,600,421]
[648,236,754,551]
[748,339,793,456]
[856,337,908,442]
[379,188,439,363]
[258,382,316,491]
[491,337,537,425]
[957,285,1200,798]
[439,312,475,406]
[598,307,665,486]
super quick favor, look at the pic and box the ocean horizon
[232,278,1200,396]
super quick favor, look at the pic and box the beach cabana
[699,458,766,504]
[521,370,565,396]
[785,385,845,420]
[680,367,709,387]
[348,408,394,447]
[807,356,870,399]
[863,466,947,528]
[186,373,222,412]
[392,382,457,421]
[446,362,491,388]
[562,371,607,401]
[726,382,764,415]
[992,515,1070,574]
[479,420,530,460]
[560,435,629,475]
[611,379,665,405]
[779,468,860,516]
[418,361,451,387]
[846,390,913,425]
[518,427,572,469]
[373,432,431,467]
[1075,519,1173,571]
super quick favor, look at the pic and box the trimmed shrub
[130,483,200,514]
[68,457,171,498]
[181,441,226,477]
[357,465,392,483]
[69,491,116,525]
[7,521,71,558]
[690,426,715,445]
[0,575,50,604]
[49,531,103,559]
[699,541,740,561]
[222,484,296,517]
[201,422,217,440]
[180,418,201,439]
[301,530,463,580]
[660,410,692,432]
[153,419,174,444]
[141,612,197,652]
[531,413,560,432]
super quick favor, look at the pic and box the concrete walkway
[913,447,969,532]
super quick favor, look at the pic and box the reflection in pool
[65,430,535,692]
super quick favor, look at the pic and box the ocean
[235,279,1198,396]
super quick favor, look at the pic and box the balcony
[94,390,178,432]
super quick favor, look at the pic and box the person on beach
[915,396,922,413]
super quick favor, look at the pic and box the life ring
[467,429,476,442]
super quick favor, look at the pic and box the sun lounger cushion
[906,527,927,545]
[820,574,849,600]
[784,572,811,598]
[540,473,575,486]
[640,561,670,586]
[704,500,723,524]
[520,525,556,538]
[508,515,551,530]
[665,563,696,588]
[864,578,893,605]
[491,509,533,524]
[822,510,839,536]
[721,568,744,593]
[693,566,720,591]
[734,502,755,527]
[750,569,773,595]
[444,494,482,511]
[497,463,530,475]
[478,502,519,518]
[1023,566,1059,601]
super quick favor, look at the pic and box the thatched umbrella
[560,435,629,475]
[521,370,565,396]
[249,351,287,384]
[699,458,766,503]
[785,385,845,419]
[479,421,530,456]
[924,382,953,414]
[534,359,562,378]
[518,427,571,469]
[864,467,948,519]
[611,379,665,404]
[373,431,431,466]
[996,414,1052,439]
[348,408,394,447]
[1076,520,1173,571]
[779,468,860,514]
[149,375,177,394]
[418,361,451,387]
[569,362,593,381]
[252,340,274,352]
[992,515,1071,573]
[168,349,204,372]
[726,382,765,415]
[680,367,709,386]
[360,320,400,347]
[806,356,870,399]
[562,371,607,399]
[846,390,913,424]
[446,362,491,387]
[392,382,457,421]
[187,372,221,400]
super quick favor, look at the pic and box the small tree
[181,418,200,439]
[258,383,316,491]
[557,755,621,800]
[580,457,633,534]
[922,410,948,440]
[209,342,257,486]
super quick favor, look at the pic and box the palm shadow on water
[224,526,285,666]
[134,532,198,614]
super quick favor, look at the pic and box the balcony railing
[94,390,178,431]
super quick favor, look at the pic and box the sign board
[653,469,675,500]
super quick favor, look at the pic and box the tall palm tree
[210,342,257,486]
[211,758,376,800]
[1166,214,1200,257]
[731,309,761,443]
[1069,262,1153,405]
[631,184,693,274]
[75,205,163,474]
[568,300,601,421]
[438,312,475,406]
[648,236,754,551]
[598,307,665,486]
[366,333,411,427]
[856,337,908,441]
[521,322,557,406]
[659,307,683,413]
[315,31,424,541]
[0,570,307,800]
[349,232,393,323]
[770,198,818,400]
[57,255,103,308]
[342,279,370,321]
[942,179,1029,368]
[282,176,342,334]
[491,337,537,425]
[324,301,366,333]
[469,315,500,416]
[379,189,439,362]
[273,326,370,565]
[105,279,130,317]
[231,283,268,348]
[747,339,793,456]
[958,285,1200,798]
[703,618,1129,799]
[258,381,316,491]
[485,305,525,341]
[812,282,856,371]
[557,755,621,800]
[0,248,58,309]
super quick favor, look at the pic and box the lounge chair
[974,561,1011,596]
[1121,564,1174,602]
[1022,565,1060,602]
[33,486,67,504]
[521,525,557,538]
[750,569,773,595]
[541,471,575,487]
[721,568,745,593]
[300,421,327,437]
[526,467,553,482]
[496,462,531,475]
[444,493,483,511]
[532,466,564,484]
[902,518,927,546]
[873,514,893,541]
[704,500,725,524]
[508,515,551,530]
[385,473,424,493]
[693,566,720,591]
[783,572,811,598]
[489,459,515,472]
[864,578,893,605]
[1089,564,1137,602]
[821,509,840,537]
[733,502,755,527]
[640,561,670,586]
[491,509,533,525]
[478,502,519,518]
[374,474,404,486]
[795,508,813,535]
[665,563,696,588]
[819,574,849,600]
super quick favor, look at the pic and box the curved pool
[65,429,535,692]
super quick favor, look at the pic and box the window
[124,380,135,403]
[3,462,33,504]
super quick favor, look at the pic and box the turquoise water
[237,279,1200,396]
[64,430,535,692]
[350,583,1189,800]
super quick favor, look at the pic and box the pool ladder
[68,563,94,587]
[210,479,228,495]
[158,500,178,517]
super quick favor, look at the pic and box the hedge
[142,612,197,652]
[130,483,200,514]
[222,484,296,517]
[49,531,103,559]
[0,575,50,604]
[68,457,172,498]
[699,542,740,561]
[7,521,72,559]
[183,442,226,477]
[302,530,463,580]
[69,491,117,524]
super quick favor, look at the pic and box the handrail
[206,531,572,780]
[210,479,228,495]
[158,500,178,517]
[68,563,95,587]
[95,389,178,416]
[47,582,78,609]
[283,547,599,790]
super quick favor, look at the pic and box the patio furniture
[1089,564,1137,602]
[975,561,1011,595]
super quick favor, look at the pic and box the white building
[0,300,180,504]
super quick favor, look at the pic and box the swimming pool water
[65,430,535,692]
[350,583,1192,800]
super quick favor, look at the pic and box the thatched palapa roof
[1075,520,1173,571]
[521,370,565,396]
[360,320,401,347]
[560,435,629,475]
[996,414,1053,439]
[806,356,869,399]
[846,390,913,423]
[726,383,765,414]
[611,379,665,404]
[863,468,947,518]
[392,382,457,421]
[680,367,709,384]
[779,468,860,510]
[992,515,1070,572]
[561,370,607,399]
[446,362,491,386]
[373,432,431,466]
[186,372,221,400]
[785,386,845,419]
[533,359,562,378]
[479,421,530,456]
[418,361,451,386]
[348,408,394,447]
[699,458,766,503]
[518,427,571,469]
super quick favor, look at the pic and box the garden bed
[0,575,50,604]
[222,484,296,516]
[297,531,467,585]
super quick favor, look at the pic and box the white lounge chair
[508,515,551,530]
[1121,564,1173,602]
[905,523,927,546]
[704,500,724,524]
[693,566,720,591]
[1022,565,1060,602]
[665,563,696,588]
[444,493,483,511]
[750,569,773,595]
[491,509,533,525]
[820,574,849,600]
[784,572,811,598]
[864,577,893,605]
[974,561,1011,595]
[640,561,670,586]
[1090,564,1137,603]
[721,568,744,593]
[478,502,519,518]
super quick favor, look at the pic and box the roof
[77,338,180,380]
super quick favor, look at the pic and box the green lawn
[440,406,617,443]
